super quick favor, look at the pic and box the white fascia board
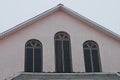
[0,5,61,39]
[0,4,120,41]
[61,6,120,41]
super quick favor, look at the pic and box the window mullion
[62,40,64,72]
[33,47,35,72]
[90,48,94,72]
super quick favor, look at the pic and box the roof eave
[0,4,120,41]
[60,6,120,41]
[0,4,63,39]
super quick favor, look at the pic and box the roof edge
[60,5,120,41]
[0,4,120,41]
[0,4,61,39]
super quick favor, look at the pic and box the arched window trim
[83,40,102,72]
[54,31,73,73]
[55,31,70,40]
[25,39,42,48]
[25,39,43,72]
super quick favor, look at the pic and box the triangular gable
[0,4,120,41]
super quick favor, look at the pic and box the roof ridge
[57,3,64,6]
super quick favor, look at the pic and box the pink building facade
[0,4,120,80]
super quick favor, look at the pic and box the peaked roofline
[0,4,120,41]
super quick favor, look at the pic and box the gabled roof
[0,4,120,41]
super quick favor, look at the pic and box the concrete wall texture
[0,11,120,79]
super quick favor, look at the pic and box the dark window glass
[34,48,42,72]
[84,49,92,72]
[55,40,63,72]
[36,43,41,47]
[60,34,64,38]
[26,43,32,47]
[31,41,36,46]
[63,40,72,73]
[83,44,88,48]
[64,36,69,39]
[55,32,72,73]
[92,44,97,48]
[25,39,42,72]
[92,49,100,72]
[88,42,92,47]
[25,48,33,72]
[83,41,101,72]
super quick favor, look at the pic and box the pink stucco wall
[0,11,120,79]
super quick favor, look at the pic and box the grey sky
[0,0,120,35]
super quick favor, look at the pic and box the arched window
[25,39,42,72]
[83,41,102,72]
[55,32,72,73]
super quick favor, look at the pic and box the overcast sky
[0,0,120,35]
